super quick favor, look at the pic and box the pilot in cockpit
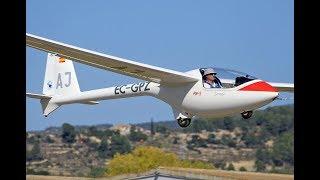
[202,68,223,88]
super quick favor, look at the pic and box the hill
[26,104,293,177]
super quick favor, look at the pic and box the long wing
[220,79,294,92]
[267,82,294,92]
[26,33,199,85]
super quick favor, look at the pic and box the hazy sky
[27,0,293,131]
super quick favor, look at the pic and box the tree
[241,133,259,148]
[103,129,114,138]
[255,160,266,172]
[271,132,294,166]
[61,123,76,143]
[220,134,236,148]
[26,141,42,161]
[98,137,110,158]
[150,118,155,136]
[109,134,131,157]
[239,167,247,171]
[88,126,98,136]
[213,159,226,170]
[155,124,168,134]
[187,135,207,149]
[45,136,54,143]
[256,147,271,164]
[88,167,106,178]
[128,125,148,142]
[207,133,217,144]
[173,137,179,144]
[227,163,235,171]
[223,117,235,131]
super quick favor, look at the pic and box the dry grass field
[27,166,293,180]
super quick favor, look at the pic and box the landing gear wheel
[177,118,191,128]
[241,111,253,119]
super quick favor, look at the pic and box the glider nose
[239,80,279,92]
[239,80,279,102]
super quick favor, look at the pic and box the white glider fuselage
[50,73,278,120]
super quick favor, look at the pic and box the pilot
[202,68,222,88]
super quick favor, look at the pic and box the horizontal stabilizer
[27,92,99,116]
[26,93,51,99]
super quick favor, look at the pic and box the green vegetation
[26,141,42,161]
[106,146,214,176]
[44,136,54,143]
[220,134,237,148]
[255,131,294,173]
[212,159,227,170]
[97,137,110,158]
[184,105,293,173]
[150,118,155,136]
[155,124,169,134]
[88,167,106,178]
[207,133,217,144]
[61,123,76,143]
[187,135,207,150]
[109,134,131,157]
[26,104,293,176]
[87,126,113,139]
[173,137,179,144]
[227,163,235,171]
[26,168,49,175]
[128,125,148,142]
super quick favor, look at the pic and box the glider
[26,34,294,127]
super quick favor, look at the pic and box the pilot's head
[203,68,217,82]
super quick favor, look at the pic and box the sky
[26,0,294,131]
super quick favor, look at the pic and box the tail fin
[27,53,98,117]
[43,53,80,96]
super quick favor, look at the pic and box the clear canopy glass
[199,67,257,87]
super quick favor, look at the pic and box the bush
[26,169,49,175]
[212,159,226,170]
[227,163,235,171]
[239,166,247,171]
[106,146,213,176]
[26,168,35,174]
[88,167,106,178]
[35,170,50,175]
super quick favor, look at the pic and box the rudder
[43,53,80,96]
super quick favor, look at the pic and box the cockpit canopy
[199,67,257,88]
